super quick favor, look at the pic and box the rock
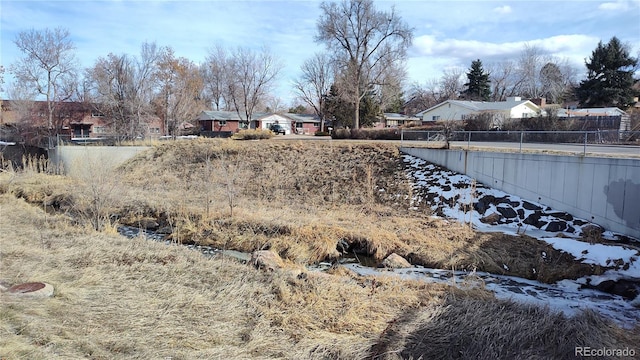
[480,213,502,224]
[545,221,567,232]
[548,212,573,221]
[481,195,496,205]
[522,201,542,211]
[516,208,525,219]
[523,212,541,225]
[581,224,604,237]
[496,205,518,219]
[138,218,160,230]
[381,253,412,269]
[591,280,639,300]
[473,199,488,215]
[7,282,54,298]
[250,250,283,271]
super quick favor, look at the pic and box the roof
[417,99,540,116]
[282,113,320,123]
[198,111,322,123]
[556,107,626,117]
[198,111,270,121]
[383,113,420,121]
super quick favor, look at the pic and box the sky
[1,0,639,105]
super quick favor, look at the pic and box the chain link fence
[400,129,640,154]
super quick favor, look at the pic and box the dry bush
[232,128,274,140]
[370,294,640,360]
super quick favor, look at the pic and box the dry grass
[1,137,638,359]
[0,139,611,282]
[0,194,450,359]
[371,294,640,360]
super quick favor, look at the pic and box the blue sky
[1,0,639,105]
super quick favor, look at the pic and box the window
[93,126,105,134]
[91,110,105,117]
[150,127,160,134]
[295,122,303,129]
[218,120,227,126]
[432,115,440,121]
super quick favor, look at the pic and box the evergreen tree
[463,59,491,101]
[575,37,638,109]
[325,84,380,128]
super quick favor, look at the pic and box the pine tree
[575,37,638,109]
[463,59,491,101]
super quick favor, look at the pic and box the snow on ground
[343,263,640,328]
[402,154,640,281]
[394,154,640,327]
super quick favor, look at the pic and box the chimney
[530,98,547,107]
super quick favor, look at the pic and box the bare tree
[0,65,5,93]
[404,81,436,115]
[374,61,406,112]
[87,41,164,139]
[3,83,40,143]
[487,60,520,101]
[226,46,283,128]
[10,28,78,136]
[155,48,206,136]
[516,44,543,99]
[316,0,413,128]
[439,68,464,100]
[293,52,334,132]
[202,44,230,111]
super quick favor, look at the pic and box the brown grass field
[1,139,638,359]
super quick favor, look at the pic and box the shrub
[330,128,401,140]
[231,129,274,140]
[314,131,331,137]
[331,128,352,139]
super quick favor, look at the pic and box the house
[381,113,421,128]
[0,100,165,143]
[197,110,322,135]
[281,113,321,134]
[258,113,293,134]
[197,111,249,133]
[557,107,630,132]
[416,97,543,128]
[197,110,284,133]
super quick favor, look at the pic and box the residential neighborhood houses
[416,97,543,129]
[0,96,635,147]
[196,111,321,136]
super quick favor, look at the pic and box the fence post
[583,131,587,155]
[519,131,523,153]
[400,129,404,146]
[467,131,471,149]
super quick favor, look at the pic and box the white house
[259,114,293,134]
[416,97,543,127]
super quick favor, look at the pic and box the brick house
[0,100,164,144]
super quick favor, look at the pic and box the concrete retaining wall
[49,146,150,176]
[401,147,640,239]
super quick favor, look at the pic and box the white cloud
[409,34,602,80]
[493,5,512,14]
[599,0,629,10]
